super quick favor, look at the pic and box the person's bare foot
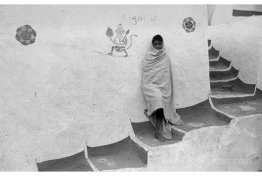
[169,118,184,126]
[155,132,167,142]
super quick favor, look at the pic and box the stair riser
[209,57,231,68]
[210,68,239,81]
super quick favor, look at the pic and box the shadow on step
[211,89,262,117]
[86,137,147,171]
[36,151,92,171]
[209,46,219,60]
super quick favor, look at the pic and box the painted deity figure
[106,24,137,57]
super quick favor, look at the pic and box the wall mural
[15,25,36,45]
[94,24,137,57]
[128,16,145,25]
[120,14,158,25]
[182,17,196,33]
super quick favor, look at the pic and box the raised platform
[36,151,92,171]
[211,89,262,117]
[86,137,147,171]
[131,121,184,147]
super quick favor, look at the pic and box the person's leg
[154,108,171,142]
[155,109,163,131]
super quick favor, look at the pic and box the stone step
[211,78,256,98]
[210,63,231,72]
[131,121,184,147]
[211,89,262,117]
[86,136,147,171]
[210,67,238,82]
[209,56,231,69]
[171,100,231,133]
[36,151,93,171]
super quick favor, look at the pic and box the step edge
[84,142,99,171]
[85,135,149,172]
[210,76,238,83]
[209,55,220,62]
[209,63,232,72]
[209,96,236,119]
[210,92,256,99]
[102,166,147,172]
[170,126,187,134]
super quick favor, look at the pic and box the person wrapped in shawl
[142,34,184,142]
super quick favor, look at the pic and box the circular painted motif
[15,25,37,45]
[182,17,196,33]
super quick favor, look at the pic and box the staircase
[209,40,262,118]
[208,43,256,98]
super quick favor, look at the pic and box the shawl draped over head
[142,35,181,125]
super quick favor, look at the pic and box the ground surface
[37,151,92,171]
[212,89,262,117]
[176,100,229,132]
[86,137,147,171]
[211,79,256,97]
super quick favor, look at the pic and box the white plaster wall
[147,115,262,171]
[233,5,262,12]
[211,5,234,25]
[208,16,262,86]
[0,5,209,170]
[211,5,262,26]
[207,5,216,25]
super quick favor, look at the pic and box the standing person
[142,34,184,142]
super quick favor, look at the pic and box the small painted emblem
[182,17,196,33]
[15,25,36,45]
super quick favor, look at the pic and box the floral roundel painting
[15,25,37,45]
[182,17,196,33]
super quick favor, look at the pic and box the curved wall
[0,5,209,170]
[209,16,262,86]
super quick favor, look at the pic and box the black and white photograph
[0,0,262,172]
